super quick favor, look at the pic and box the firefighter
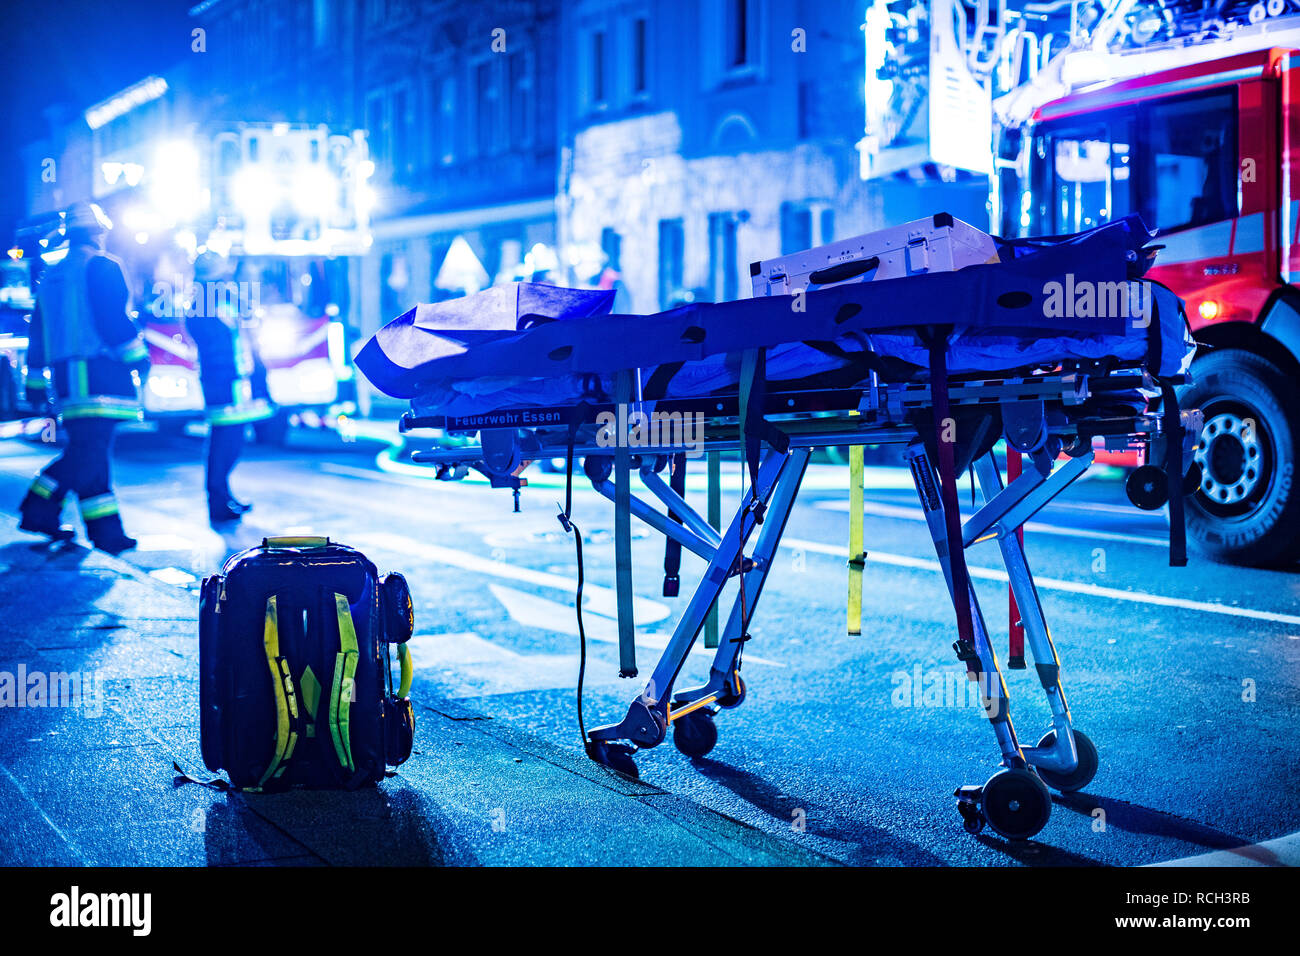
[185,250,273,524]
[18,202,147,554]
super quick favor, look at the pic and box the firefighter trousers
[205,422,245,508]
[20,417,129,542]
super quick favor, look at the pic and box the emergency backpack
[199,537,415,790]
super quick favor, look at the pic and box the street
[1,424,1295,866]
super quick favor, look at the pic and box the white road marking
[149,567,197,587]
[402,629,596,698]
[406,631,521,665]
[319,462,459,490]
[1150,830,1300,867]
[133,534,201,552]
[815,499,1167,548]
[784,537,1300,627]
[354,530,671,624]
[489,583,782,666]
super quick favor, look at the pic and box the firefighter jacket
[27,245,147,421]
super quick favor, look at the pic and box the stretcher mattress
[357,216,1194,419]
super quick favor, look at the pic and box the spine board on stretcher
[357,213,1201,842]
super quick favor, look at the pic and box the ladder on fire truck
[989,0,1300,124]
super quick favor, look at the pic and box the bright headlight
[257,320,300,360]
[147,373,191,399]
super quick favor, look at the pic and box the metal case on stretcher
[749,212,999,297]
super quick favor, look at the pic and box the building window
[633,18,648,96]
[707,0,762,85]
[509,50,532,146]
[781,202,834,253]
[313,0,333,47]
[658,218,685,310]
[727,0,749,68]
[440,77,457,164]
[780,203,812,255]
[475,61,498,155]
[708,212,739,302]
[592,30,607,105]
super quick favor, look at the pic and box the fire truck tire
[1180,349,1300,566]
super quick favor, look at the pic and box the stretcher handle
[263,536,331,549]
[808,256,880,286]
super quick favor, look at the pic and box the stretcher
[358,213,1199,840]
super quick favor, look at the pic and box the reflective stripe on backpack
[329,593,360,774]
[257,595,300,788]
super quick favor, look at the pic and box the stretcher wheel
[1126,465,1169,510]
[1033,729,1098,793]
[672,710,718,758]
[980,768,1051,841]
[718,674,747,708]
[958,801,984,835]
[587,741,639,779]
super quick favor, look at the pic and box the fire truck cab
[1002,41,1300,565]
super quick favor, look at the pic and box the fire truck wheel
[1180,349,1300,566]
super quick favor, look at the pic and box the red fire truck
[862,0,1300,564]
[992,6,1300,565]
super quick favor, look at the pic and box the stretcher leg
[973,453,1099,793]
[905,439,1058,839]
[705,451,721,649]
[586,449,798,762]
[903,441,1024,767]
[671,449,811,737]
[1006,449,1026,669]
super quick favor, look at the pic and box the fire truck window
[1046,119,1133,234]
[1143,91,1236,232]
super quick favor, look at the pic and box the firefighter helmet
[63,201,113,236]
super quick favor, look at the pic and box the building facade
[556,0,989,313]
[347,0,561,344]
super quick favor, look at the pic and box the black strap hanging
[926,328,979,675]
[662,453,686,597]
[738,348,789,522]
[1159,380,1188,568]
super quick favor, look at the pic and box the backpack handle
[263,536,330,549]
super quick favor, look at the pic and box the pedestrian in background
[18,202,147,554]
[186,250,273,524]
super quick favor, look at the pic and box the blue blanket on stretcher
[357,216,1194,418]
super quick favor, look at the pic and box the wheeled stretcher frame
[405,368,1197,840]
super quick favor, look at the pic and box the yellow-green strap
[396,642,412,699]
[329,593,359,773]
[264,536,329,549]
[257,595,300,788]
[72,359,89,399]
[848,439,865,635]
